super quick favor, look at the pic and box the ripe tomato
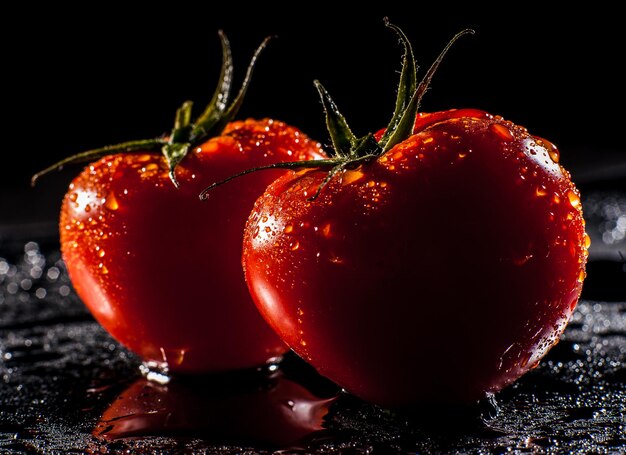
[37,33,326,374]
[237,25,589,406]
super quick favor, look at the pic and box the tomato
[36,33,326,374]
[236,24,589,406]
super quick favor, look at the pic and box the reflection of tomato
[94,367,337,447]
[239,24,589,407]
[48,33,327,374]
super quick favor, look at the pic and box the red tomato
[60,118,324,373]
[38,33,327,374]
[238,25,588,407]
[242,109,588,406]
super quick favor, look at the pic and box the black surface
[0,187,624,454]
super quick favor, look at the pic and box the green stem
[31,139,166,186]
[32,31,272,189]
[198,158,342,200]
[199,23,475,201]
[189,30,234,141]
[198,153,377,201]
[206,35,272,138]
[314,80,357,158]
[170,100,194,144]
[163,100,195,188]
[382,28,474,152]
[378,17,417,150]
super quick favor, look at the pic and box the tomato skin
[60,118,325,373]
[243,110,588,406]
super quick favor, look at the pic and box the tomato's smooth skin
[243,109,589,407]
[61,118,325,373]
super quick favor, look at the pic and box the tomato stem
[199,22,474,200]
[202,35,272,139]
[377,18,417,149]
[32,31,271,188]
[30,139,166,186]
[198,158,342,201]
[313,80,357,159]
[382,28,474,152]
[189,30,234,141]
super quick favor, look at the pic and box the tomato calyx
[199,21,473,201]
[32,31,270,188]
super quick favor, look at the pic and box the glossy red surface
[243,110,588,406]
[60,118,325,373]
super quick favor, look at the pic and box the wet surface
[0,190,624,454]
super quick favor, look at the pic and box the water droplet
[98,249,106,258]
[264,226,272,233]
[284,224,294,234]
[290,241,300,251]
[490,123,514,141]
[535,186,548,197]
[513,254,533,266]
[69,193,78,202]
[570,299,578,312]
[578,269,586,282]
[567,190,581,208]
[320,223,331,238]
[261,215,268,223]
[548,149,559,163]
[552,193,561,204]
[584,233,591,249]
[342,169,364,185]
[422,136,434,144]
[458,151,467,159]
[534,137,560,163]
[84,204,91,213]
[105,193,119,211]
[329,255,343,264]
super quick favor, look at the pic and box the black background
[2,5,624,228]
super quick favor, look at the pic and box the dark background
[2,5,624,232]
